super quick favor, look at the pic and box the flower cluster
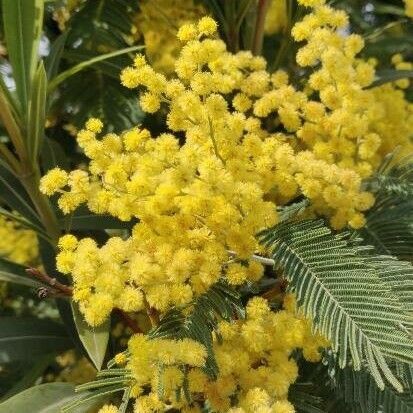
[0,216,38,265]
[132,0,205,73]
[41,8,409,324]
[111,295,327,413]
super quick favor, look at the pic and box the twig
[143,296,160,327]
[26,267,142,333]
[227,251,275,266]
[113,309,142,334]
[26,267,73,295]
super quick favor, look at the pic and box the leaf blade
[47,45,145,92]
[2,0,44,112]
[0,317,73,363]
[0,257,43,288]
[0,382,105,413]
[72,302,109,371]
[27,62,47,161]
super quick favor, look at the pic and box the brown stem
[26,267,73,295]
[113,308,142,334]
[252,0,270,55]
[143,296,160,327]
[27,267,142,333]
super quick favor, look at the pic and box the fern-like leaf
[149,282,244,379]
[360,198,413,260]
[359,157,413,260]
[259,219,413,392]
[335,367,413,413]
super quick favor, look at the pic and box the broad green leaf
[27,62,47,162]
[0,317,73,363]
[0,257,43,288]
[48,45,145,92]
[0,383,105,413]
[2,0,44,113]
[369,70,413,88]
[72,302,109,371]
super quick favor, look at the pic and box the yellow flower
[177,23,198,42]
[39,167,68,195]
[197,16,217,36]
[85,117,103,133]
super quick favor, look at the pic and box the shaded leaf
[48,46,144,92]
[59,207,135,231]
[41,137,70,172]
[369,69,413,88]
[0,162,42,227]
[0,317,73,363]
[0,257,43,288]
[1,355,54,400]
[45,32,68,81]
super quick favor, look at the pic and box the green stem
[252,0,270,55]
[207,116,226,165]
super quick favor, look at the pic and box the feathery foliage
[360,157,413,260]
[335,367,413,413]
[259,219,413,392]
[149,281,245,379]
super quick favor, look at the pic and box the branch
[26,267,142,334]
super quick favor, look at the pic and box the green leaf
[27,62,47,162]
[0,257,43,288]
[40,138,70,172]
[0,317,73,363]
[0,382,105,413]
[62,383,126,412]
[45,32,68,80]
[0,162,42,227]
[48,45,145,92]
[259,220,413,392]
[59,207,135,231]
[56,70,144,132]
[373,4,406,17]
[72,302,109,371]
[2,0,44,113]
[336,367,413,413]
[1,355,54,400]
[369,70,413,89]
[361,158,413,260]
[0,206,50,242]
